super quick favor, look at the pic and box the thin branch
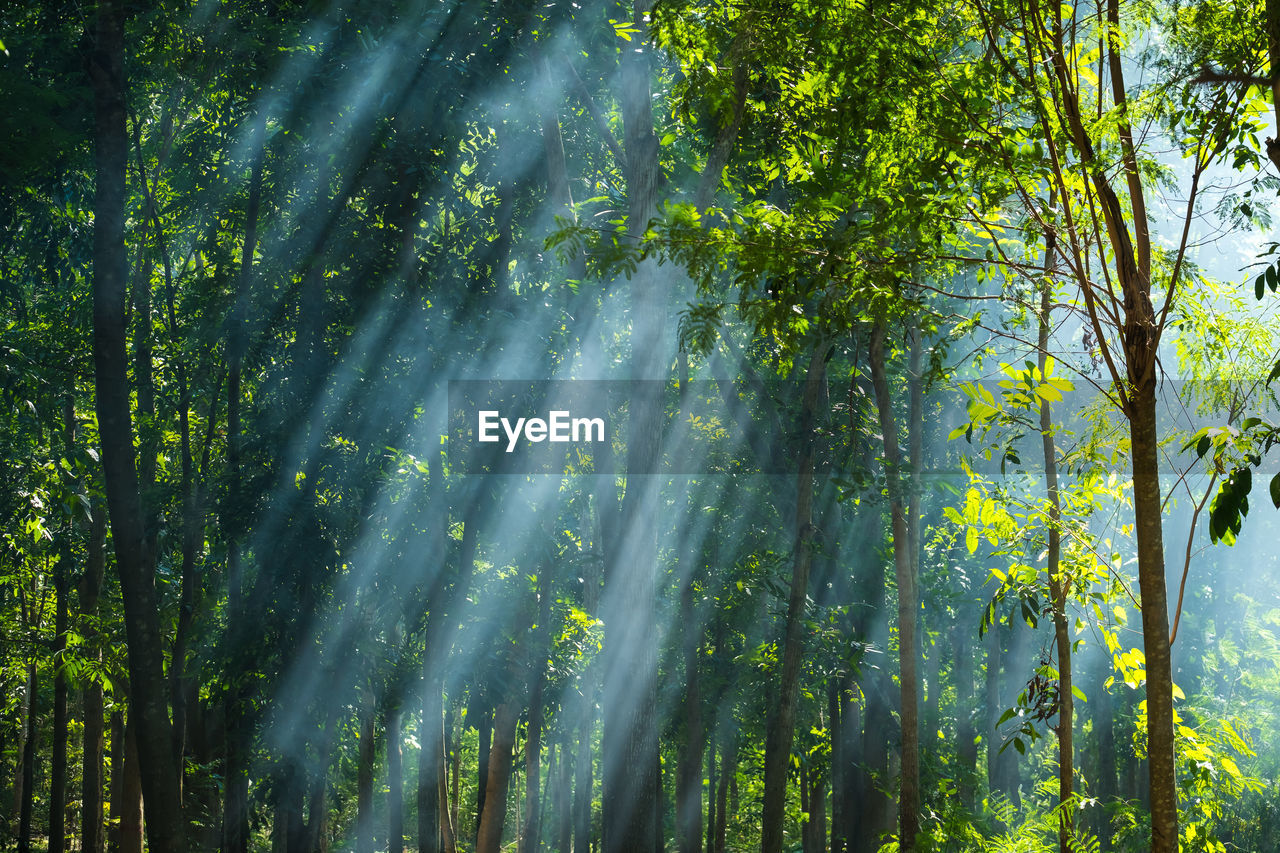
[562,57,627,173]
[1169,470,1216,646]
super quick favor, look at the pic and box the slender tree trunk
[88,4,184,849]
[418,453,454,853]
[852,503,892,848]
[304,762,329,853]
[705,736,717,853]
[574,502,601,853]
[835,673,859,853]
[800,764,810,853]
[297,688,342,853]
[356,704,376,853]
[387,707,404,853]
[1130,384,1175,850]
[16,661,37,853]
[1055,2,1175,837]
[475,700,519,853]
[1038,238,1074,852]
[83,510,108,853]
[870,323,918,850]
[117,720,144,853]
[476,709,492,838]
[419,686,444,852]
[169,376,197,785]
[519,572,551,853]
[51,498,71,853]
[272,760,304,853]
[108,712,122,853]
[827,683,842,853]
[11,647,29,833]
[713,739,733,853]
[573,671,595,853]
[50,397,76,853]
[808,761,826,853]
[655,750,666,853]
[760,347,826,853]
[551,740,572,853]
[676,579,704,853]
[444,713,459,853]
[906,326,926,765]
[561,741,575,853]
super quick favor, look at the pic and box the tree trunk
[1130,383,1175,851]
[271,760,304,853]
[705,737,717,853]
[356,704,376,853]
[114,719,144,853]
[387,707,404,853]
[808,762,826,853]
[519,572,551,853]
[554,739,573,853]
[475,700,519,853]
[574,501,601,853]
[88,3,184,849]
[870,323,918,850]
[418,452,456,853]
[573,678,594,853]
[51,531,71,853]
[476,709,492,838]
[835,673,859,853]
[851,504,893,848]
[827,683,842,853]
[444,712,459,853]
[676,579,704,853]
[16,661,37,853]
[51,399,76,853]
[713,739,733,853]
[760,347,826,853]
[419,684,446,853]
[304,760,329,853]
[1038,242,1074,852]
[83,510,108,853]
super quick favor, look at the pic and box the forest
[4,0,1280,850]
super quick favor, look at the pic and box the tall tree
[87,2,184,851]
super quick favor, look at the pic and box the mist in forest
[3,0,1280,852]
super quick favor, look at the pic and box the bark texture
[870,323,919,850]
